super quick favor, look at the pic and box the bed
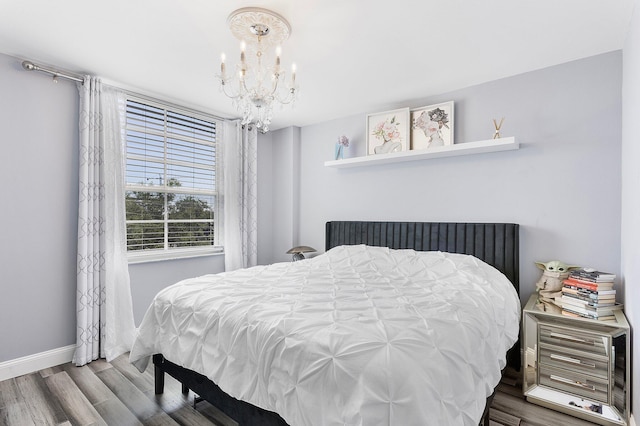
[130,221,521,426]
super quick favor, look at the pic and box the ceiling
[0,0,635,130]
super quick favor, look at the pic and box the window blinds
[124,99,218,253]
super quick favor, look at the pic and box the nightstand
[522,294,630,426]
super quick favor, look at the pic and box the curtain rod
[21,60,85,83]
[21,59,228,122]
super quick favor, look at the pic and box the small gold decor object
[492,117,504,139]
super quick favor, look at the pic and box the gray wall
[257,126,306,265]
[0,53,78,361]
[621,2,640,418]
[257,131,274,265]
[0,52,225,362]
[129,255,224,324]
[262,52,623,307]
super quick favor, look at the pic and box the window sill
[127,247,224,264]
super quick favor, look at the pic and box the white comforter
[130,245,520,426]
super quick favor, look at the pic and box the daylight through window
[125,98,220,258]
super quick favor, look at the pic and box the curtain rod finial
[22,60,37,71]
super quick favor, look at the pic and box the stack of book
[555,269,623,321]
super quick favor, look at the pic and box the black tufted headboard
[325,221,520,293]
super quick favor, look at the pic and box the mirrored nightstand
[522,294,630,425]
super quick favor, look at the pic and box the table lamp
[286,246,316,261]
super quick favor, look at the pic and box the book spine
[562,307,597,319]
[569,276,613,284]
[560,295,614,308]
[562,288,614,298]
[563,288,616,298]
[561,311,616,321]
[561,304,614,316]
[563,279,613,291]
[569,271,615,282]
[562,306,614,319]
[563,295,616,304]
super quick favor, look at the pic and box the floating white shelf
[324,137,519,169]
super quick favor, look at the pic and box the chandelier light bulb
[275,46,281,73]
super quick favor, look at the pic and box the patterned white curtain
[223,121,258,271]
[73,77,136,366]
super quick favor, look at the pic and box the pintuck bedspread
[130,245,521,426]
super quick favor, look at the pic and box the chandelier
[219,8,298,133]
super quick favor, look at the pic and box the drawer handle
[550,354,596,368]
[550,374,596,391]
[549,332,594,345]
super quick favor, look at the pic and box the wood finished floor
[0,355,597,426]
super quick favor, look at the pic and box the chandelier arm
[240,78,255,103]
[274,87,296,104]
[268,73,281,98]
[237,76,246,94]
[220,81,242,100]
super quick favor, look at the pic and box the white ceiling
[0,0,635,130]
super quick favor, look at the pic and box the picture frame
[410,101,454,150]
[366,107,410,155]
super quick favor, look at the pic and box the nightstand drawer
[539,343,609,379]
[539,324,609,356]
[539,364,609,403]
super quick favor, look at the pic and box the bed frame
[153,221,520,426]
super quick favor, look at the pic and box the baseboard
[0,345,75,382]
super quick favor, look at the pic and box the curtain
[223,121,258,271]
[73,77,136,366]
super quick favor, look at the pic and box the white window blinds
[124,98,220,257]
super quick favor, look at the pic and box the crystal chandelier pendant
[219,8,298,133]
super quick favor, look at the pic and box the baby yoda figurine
[535,260,581,305]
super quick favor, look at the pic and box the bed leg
[193,395,204,409]
[153,354,165,395]
[480,388,497,426]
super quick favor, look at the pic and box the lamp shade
[286,246,316,254]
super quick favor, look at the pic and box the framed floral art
[410,101,454,150]
[366,107,410,155]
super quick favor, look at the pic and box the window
[124,98,221,261]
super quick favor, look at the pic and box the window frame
[124,95,223,263]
